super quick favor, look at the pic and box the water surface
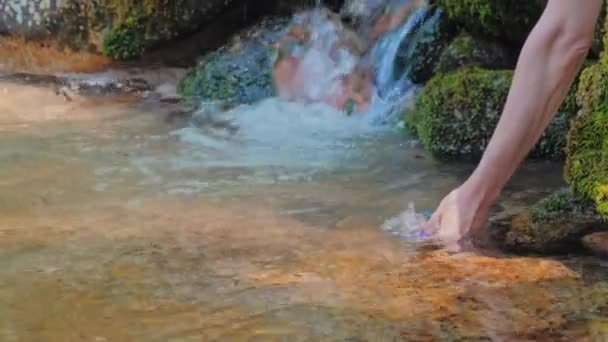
[1,81,605,341]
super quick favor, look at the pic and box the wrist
[460,171,501,211]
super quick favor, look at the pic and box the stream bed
[1,80,607,341]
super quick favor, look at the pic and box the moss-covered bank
[566,60,608,219]
[406,67,578,160]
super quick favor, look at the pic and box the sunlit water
[1,2,606,340]
[2,79,608,341]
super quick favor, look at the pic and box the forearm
[463,0,602,207]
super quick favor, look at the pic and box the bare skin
[424,0,603,249]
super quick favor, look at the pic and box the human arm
[425,0,604,246]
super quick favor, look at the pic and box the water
[1,76,607,340]
[2,4,608,340]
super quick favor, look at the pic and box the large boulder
[0,0,268,60]
[565,60,608,219]
[497,190,607,254]
[177,18,289,105]
[433,0,606,57]
[432,0,545,48]
[177,45,275,105]
[407,67,578,160]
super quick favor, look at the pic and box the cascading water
[172,0,435,233]
[270,0,433,124]
[366,6,430,124]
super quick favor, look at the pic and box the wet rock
[406,67,579,160]
[432,0,545,48]
[583,233,608,258]
[178,43,275,106]
[497,190,607,254]
[0,0,287,60]
[565,59,608,220]
[434,33,514,74]
[177,17,289,106]
[395,6,456,84]
[433,0,605,56]
[577,282,608,318]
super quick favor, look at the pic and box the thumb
[421,210,441,236]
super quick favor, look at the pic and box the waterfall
[365,6,431,125]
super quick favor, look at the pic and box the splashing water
[177,1,438,238]
[366,7,430,124]
[277,2,431,124]
[381,202,432,241]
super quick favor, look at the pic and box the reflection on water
[1,84,606,340]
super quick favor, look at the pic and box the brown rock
[583,232,608,258]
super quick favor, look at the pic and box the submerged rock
[407,67,579,160]
[498,190,607,254]
[583,232,608,258]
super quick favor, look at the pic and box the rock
[395,6,457,84]
[577,282,608,319]
[433,0,606,56]
[406,67,579,160]
[498,190,607,254]
[565,60,608,220]
[583,232,608,258]
[432,0,546,48]
[178,43,275,105]
[434,33,514,74]
[177,18,290,106]
[0,0,280,60]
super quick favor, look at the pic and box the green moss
[531,190,597,223]
[566,61,608,219]
[501,190,606,254]
[407,67,578,160]
[103,15,145,60]
[434,33,514,74]
[178,43,276,105]
[576,282,608,320]
[433,0,545,47]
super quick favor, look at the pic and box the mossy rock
[178,43,275,105]
[434,33,514,74]
[434,0,606,56]
[31,0,243,59]
[102,15,146,60]
[433,0,545,48]
[101,0,242,60]
[565,61,608,220]
[500,190,607,254]
[396,6,457,84]
[576,282,608,320]
[407,67,579,160]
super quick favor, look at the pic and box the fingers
[421,210,440,235]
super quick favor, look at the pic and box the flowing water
[2,3,608,341]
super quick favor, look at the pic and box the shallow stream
[2,80,608,340]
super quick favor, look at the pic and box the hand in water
[422,187,491,251]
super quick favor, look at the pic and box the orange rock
[272,55,301,100]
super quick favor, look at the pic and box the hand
[422,186,491,251]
